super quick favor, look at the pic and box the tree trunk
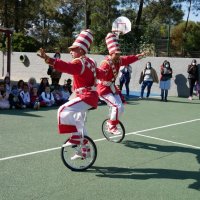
[134,0,144,53]
[182,0,192,56]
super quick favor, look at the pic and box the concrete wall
[0,52,199,97]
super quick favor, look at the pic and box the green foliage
[171,21,200,56]
[0,0,199,56]
[12,33,41,52]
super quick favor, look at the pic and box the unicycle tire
[102,119,125,143]
[61,135,97,171]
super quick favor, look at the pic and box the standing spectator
[38,77,50,95]
[196,63,200,99]
[159,60,173,102]
[187,59,198,100]
[0,82,10,109]
[40,85,55,107]
[139,62,159,99]
[119,64,132,98]
[19,83,31,108]
[97,32,145,134]
[116,85,126,104]
[47,49,62,86]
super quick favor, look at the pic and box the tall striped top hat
[105,32,121,54]
[69,29,93,53]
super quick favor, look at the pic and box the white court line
[0,118,200,162]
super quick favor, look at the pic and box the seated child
[64,78,72,94]
[28,77,37,92]
[9,85,23,109]
[19,83,31,108]
[40,85,55,107]
[52,84,64,106]
[0,82,10,109]
[61,84,71,103]
[30,86,40,110]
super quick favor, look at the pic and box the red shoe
[107,126,121,135]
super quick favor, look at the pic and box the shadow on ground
[90,140,200,191]
[0,106,58,117]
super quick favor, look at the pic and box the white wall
[0,52,199,97]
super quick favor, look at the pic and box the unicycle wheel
[61,135,97,171]
[102,119,125,143]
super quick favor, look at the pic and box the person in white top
[139,62,159,99]
[40,85,55,107]
[19,83,31,108]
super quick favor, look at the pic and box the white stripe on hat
[72,42,88,53]
[78,35,91,47]
[107,41,119,48]
[69,29,93,53]
[105,32,121,54]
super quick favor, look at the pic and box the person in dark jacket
[47,49,62,86]
[159,60,173,102]
[187,59,198,100]
[119,64,132,98]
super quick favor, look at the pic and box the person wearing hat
[37,29,99,160]
[97,32,145,135]
[187,59,198,100]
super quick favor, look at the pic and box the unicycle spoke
[61,136,97,171]
[102,119,125,143]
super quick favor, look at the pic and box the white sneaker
[188,96,192,100]
[62,141,75,147]
[71,153,82,160]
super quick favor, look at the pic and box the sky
[183,11,199,22]
[182,2,199,22]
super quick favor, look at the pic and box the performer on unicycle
[38,29,98,160]
[97,32,145,135]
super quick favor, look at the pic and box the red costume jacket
[54,56,99,108]
[97,55,139,96]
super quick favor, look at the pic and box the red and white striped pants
[57,97,91,137]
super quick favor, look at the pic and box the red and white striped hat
[105,32,121,54]
[69,29,93,53]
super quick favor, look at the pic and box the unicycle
[61,111,97,171]
[101,106,125,143]
[61,135,97,171]
[102,119,125,143]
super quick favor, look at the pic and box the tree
[12,32,41,52]
[89,0,120,54]
[171,21,200,57]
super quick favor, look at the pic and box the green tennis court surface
[0,96,200,200]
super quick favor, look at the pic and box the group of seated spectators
[0,75,72,110]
